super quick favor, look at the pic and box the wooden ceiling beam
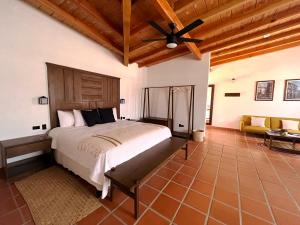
[212,27,300,57]
[200,6,300,50]
[138,47,190,67]
[131,0,246,52]
[192,0,296,40]
[211,35,300,63]
[133,0,295,54]
[152,0,202,59]
[131,7,300,64]
[178,0,246,21]
[211,39,300,66]
[24,0,123,55]
[202,16,300,53]
[73,0,122,39]
[131,0,245,37]
[123,0,131,66]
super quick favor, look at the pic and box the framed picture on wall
[255,80,275,101]
[284,79,300,101]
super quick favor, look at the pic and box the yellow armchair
[240,120,245,131]
[240,115,271,134]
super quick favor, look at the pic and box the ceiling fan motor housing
[166,35,178,48]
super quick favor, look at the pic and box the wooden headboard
[47,63,120,128]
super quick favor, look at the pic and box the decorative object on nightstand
[0,135,53,179]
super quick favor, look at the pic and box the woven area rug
[15,166,102,225]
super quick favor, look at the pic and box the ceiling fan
[143,19,204,49]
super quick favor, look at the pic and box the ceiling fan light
[166,42,177,49]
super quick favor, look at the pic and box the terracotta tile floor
[1,127,300,225]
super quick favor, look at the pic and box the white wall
[209,46,300,129]
[0,0,147,141]
[0,0,210,169]
[146,54,210,132]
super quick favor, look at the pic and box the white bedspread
[49,120,171,198]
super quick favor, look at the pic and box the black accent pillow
[98,108,116,123]
[81,109,102,127]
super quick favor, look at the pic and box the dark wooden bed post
[191,85,195,132]
[147,88,150,118]
[143,88,146,119]
[167,87,171,124]
[171,87,174,133]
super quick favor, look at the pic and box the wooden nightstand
[0,135,53,179]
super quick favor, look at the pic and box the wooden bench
[104,137,188,219]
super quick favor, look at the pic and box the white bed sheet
[49,120,171,198]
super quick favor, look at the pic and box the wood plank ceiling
[23,0,300,67]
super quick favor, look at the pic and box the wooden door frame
[206,84,215,125]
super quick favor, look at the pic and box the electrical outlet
[179,124,184,127]
[42,124,47,130]
[32,125,40,130]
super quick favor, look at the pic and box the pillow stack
[57,107,118,128]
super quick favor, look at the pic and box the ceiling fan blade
[142,38,166,42]
[148,21,169,36]
[175,19,204,37]
[178,37,202,43]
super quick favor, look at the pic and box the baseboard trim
[206,125,239,131]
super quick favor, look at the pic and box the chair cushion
[243,126,269,134]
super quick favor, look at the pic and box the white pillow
[112,107,118,121]
[73,109,86,127]
[282,120,299,130]
[251,117,265,127]
[57,110,74,127]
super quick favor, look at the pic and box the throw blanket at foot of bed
[49,120,172,199]
[78,122,167,157]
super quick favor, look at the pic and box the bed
[49,120,171,198]
[46,63,172,198]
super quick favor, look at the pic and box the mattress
[48,120,171,198]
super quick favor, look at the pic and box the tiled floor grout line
[98,148,189,225]
[170,146,208,225]
[203,144,223,225]
[149,177,277,223]
[96,194,129,225]
[280,154,300,175]
[278,153,300,183]
[236,150,243,225]
[8,184,26,224]
[132,144,200,225]
[260,148,300,213]
[247,140,278,225]
[136,164,186,225]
